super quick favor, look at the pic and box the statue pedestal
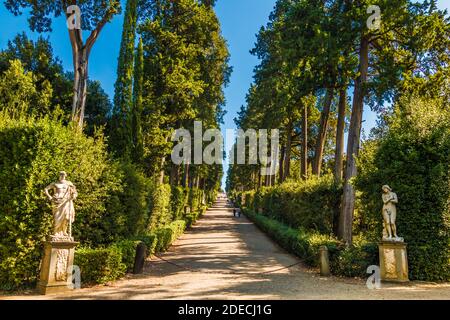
[378,241,409,282]
[37,240,79,295]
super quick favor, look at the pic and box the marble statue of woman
[44,171,78,241]
[381,185,403,242]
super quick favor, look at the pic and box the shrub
[185,211,201,228]
[155,220,187,253]
[355,96,450,281]
[241,175,341,234]
[106,162,154,240]
[112,239,141,272]
[0,114,123,289]
[170,186,188,221]
[133,233,158,256]
[188,188,203,212]
[148,184,172,231]
[74,247,126,285]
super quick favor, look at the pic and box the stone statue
[44,171,78,241]
[381,185,403,242]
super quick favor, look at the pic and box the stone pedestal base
[37,240,79,295]
[379,241,409,282]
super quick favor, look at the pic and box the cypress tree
[132,38,144,162]
[111,0,138,157]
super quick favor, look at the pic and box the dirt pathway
[2,197,450,300]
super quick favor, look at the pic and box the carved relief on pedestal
[383,248,396,278]
[55,249,69,281]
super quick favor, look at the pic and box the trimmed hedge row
[239,176,341,234]
[244,209,378,278]
[74,247,126,285]
[74,220,189,285]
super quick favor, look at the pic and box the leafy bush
[74,247,126,285]
[185,211,201,228]
[356,96,450,281]
[148,184,172,230]
[170,186,188,220]
[330,237,378,277]
[155,220,187,252]
[107,162,154,239]
[112,239,142,272]
[188,188,204,213]
[0,114,123,289]
[133,233,158,256]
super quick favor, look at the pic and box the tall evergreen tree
[132,38,144,162]
[111,0,138,157]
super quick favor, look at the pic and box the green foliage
[148,184,172,230]
[112,239,141,272]
[240,175,341,234]
[155,220,187,253]
[74,247,126,285]
[0,59,52,117]
[188,188,204,213]
[245,208,377,277]
[356,96,450,281]
[110,0,138,157]
[106,162,154,239]
[0,114,124,289]
[330,236,378,278]
[0,33,72,111]
[170,186,188,221]
[133,233,158,256]
[185,211,201,228]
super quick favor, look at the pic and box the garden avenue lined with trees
[227,0,450,282]
[0,0,228,290]
[0,0,449,299]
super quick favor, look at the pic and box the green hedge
[155,220,187,252]
[185,211,202,228]
[355,96,450,281]
[244,209,378,277]
[148,184,172,230]
[188,188,204,213]
[0,114,123,289]
[74,247,126,285]
[112,239,142,272]
[170,186,188,221]
[133,233,158,256]
[239,175,341,234]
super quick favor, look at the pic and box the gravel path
[2,197,449,300]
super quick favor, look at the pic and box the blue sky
[0,0,449,189]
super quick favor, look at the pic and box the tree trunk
[158,156,166,185]
[170,164,179,186]
[66,7,113,130]
[283,120,293,181]
[301,102,308,180]
[182,164,189,188]
[71,47,89,129]
[334,88,347,184]
[339,37,369,245]
[313,86,335,176]
[278,145,285,184]
[258,170,262,188]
